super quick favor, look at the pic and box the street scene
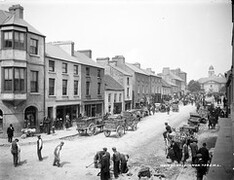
[0,1,233,180]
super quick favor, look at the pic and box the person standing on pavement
[120,153,129,174]
[181,140,189,166]
[171,140,181,164]
[37,135,43,161]
[53,141,64,167]
[112,147,121,178]
[196,153,207,180]
[7,124,14,143]
[198,143,209,173]
[11,139,19,167]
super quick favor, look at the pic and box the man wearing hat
[37,135,43,161]
[53,141,64,167]
[112,147,121,178]
[196,153,206,180]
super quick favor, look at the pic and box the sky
[0,0,232,82]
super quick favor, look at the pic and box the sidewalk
[0,126,78,147]
[206,118,234,180]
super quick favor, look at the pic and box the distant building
[0,5,45,137]
[104,74,124,114]
[198,65,226,93]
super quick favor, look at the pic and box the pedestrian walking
[7,124,14,143]
[16,139,21,165]
[171,140,181,164]
[100,151,110,180]
[198,143,209,165]
[37,135,43,161]
[196,153,207,180]
[120,153,129,174]
[112,147,121,178]
[190,140,198,166]
[163,122,172,141]
[53,141,64,167]
[11,139,19,167]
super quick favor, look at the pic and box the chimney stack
[50,41,74,56]
[132,62,141,69]
[96,57,110,66]
[77,50,92,58]
[9,4,24,19]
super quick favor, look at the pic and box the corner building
[0,5,45,137]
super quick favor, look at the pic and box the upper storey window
[30,39,38,54]
[3,31,26,50]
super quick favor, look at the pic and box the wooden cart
[103,115,126,137]
[121,111,139,131]
[76,116,104,136]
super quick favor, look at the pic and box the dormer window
[3,31,25,50]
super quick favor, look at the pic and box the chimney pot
[9,4,24,19]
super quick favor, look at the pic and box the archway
[25,106,37,128]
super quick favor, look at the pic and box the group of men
[94,147,129,180]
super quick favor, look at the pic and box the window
[49,78,55,95]
[119,93,122,102]
[30,71,38,92]
[74,80,78,95]
[86,67,90,76]
[3,31,25,50]
[127,87,129,97]
[108,93,111,102]
[114,93,117,103]
[62,63,67,73]
[98,82,101,94]
[30,39,38,54]
[127,77,129,85]
[3,31,12,48]
[62,80,68,95]
[3,67,25,92]
[4,68,13,91]
[74,65,78,75]
[86,81,90,95]
[49,60,55,72]
[97,69,101,78]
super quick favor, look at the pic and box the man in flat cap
[37,135,43,161]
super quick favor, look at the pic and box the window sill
[62,95,68,98]
[73,95,80,98]
[30,92,40,95]
[62,73,69,76]
[86,95,91,98]
[48,95,56,98]
[74,74,79,77]
[29,54,40,58]
[48,71,56,74]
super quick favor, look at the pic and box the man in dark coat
[198,143,209,164]
[37,135,43,161]
[196,153,207,180]
[171,141,181,163]
[163,122,172,140]
[100,151,110,180]
[11,139,19,167]
[112,147,121,178]
[120,154,129,173]
[190,140,198,165]
[7,124,14,143]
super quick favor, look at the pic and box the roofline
[0,23,46,37]
[105,88,124,91]
[110,65,132,77]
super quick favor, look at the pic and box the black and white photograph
[0,0,233,179]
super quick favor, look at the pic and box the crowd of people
[93,147,129,180]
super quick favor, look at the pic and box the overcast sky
[1,0,232,82]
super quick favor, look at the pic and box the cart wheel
[132,123,137,131]
[87,123,96,136]
[104,130,111,137]
[116,126,124,138]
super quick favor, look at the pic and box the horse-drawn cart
[103,115,126,137]
[121,111,139,131]
[76,116,104,136]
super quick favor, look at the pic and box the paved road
[0,104,195,180]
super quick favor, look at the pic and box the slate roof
[126,63,149,75]
[109,65,132,76]
[104,74,124,91]
[169,72,184,81]
[46,43,78,63]
[162,79,171,87]
[142,69,161,78]
[46,43,104,68]
[0,10,44,36]
[198,76,226,84]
